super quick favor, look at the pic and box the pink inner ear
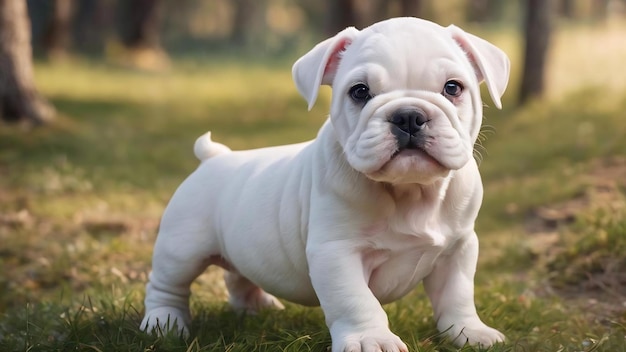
[464,51,484,82]
[451,34,484,83]
[322,38,352,83]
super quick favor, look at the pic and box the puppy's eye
[443,80,463,97]
[349,84,372,102]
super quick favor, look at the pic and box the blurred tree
[232,0,267,47]
[368,0,422,24]
[28,0,114,57]
[118,0,168,70]
[43,0,73,59]
[400,0,422,17]
[519,0,552,105]
[0,0,54,124]
[593,0,610,19]
[119,0,161,51]
[326,0,359,35]
[559,0,575,18]
[466,0,507,22]
[466,0,490,22]
[299,0,325,32]
[72,0,114,55]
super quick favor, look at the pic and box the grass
[1,24,626,351]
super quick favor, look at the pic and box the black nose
[389,108,428,134]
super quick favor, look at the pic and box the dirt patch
[527,157,626,229]
[524,157,626,322]
[0,206,159,307]
[526,157,626,236]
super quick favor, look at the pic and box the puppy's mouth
[366,145,448,184]
[390,140,425,158]
[389,125,445,168]
[389,147,444,167]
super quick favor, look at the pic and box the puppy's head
[293,18,510,185]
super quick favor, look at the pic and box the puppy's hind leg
[141,227,213,336]
[224,271,285,313]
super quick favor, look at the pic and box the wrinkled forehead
[338,21,472,90]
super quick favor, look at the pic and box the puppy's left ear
[448,25,510,109]
[292,27,360,110]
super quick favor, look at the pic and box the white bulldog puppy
[141,17,510,352]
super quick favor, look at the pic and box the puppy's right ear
[292,27,359,110]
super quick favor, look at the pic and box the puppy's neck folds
[384,173,453,204]
[382,179,450,243]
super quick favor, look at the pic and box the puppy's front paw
[443,320,505,347]
[333,328,408,352]
[141,307,190,336]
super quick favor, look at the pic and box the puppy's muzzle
[389,107,429,151]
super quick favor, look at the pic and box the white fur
[141,17,510,352]
[193,131,231,161]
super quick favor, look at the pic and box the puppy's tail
[193,131,232,162]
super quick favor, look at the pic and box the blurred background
[1,0,625,124]
[1,1,625,351]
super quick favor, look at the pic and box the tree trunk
[118,0,168,70]
[231,0,267,47]
[399,0,422,17]
[43,0,74,59]
[559,0,575,18]
[326,0,358,35]
[73,0,114,55]
[370,0,390,23]
[0,0,54,124]
[120,0,162,50]
[592,0,610,20]
[519,0,552,105]
[467,0,490,22]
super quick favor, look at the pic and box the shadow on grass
[0,93,326,193]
